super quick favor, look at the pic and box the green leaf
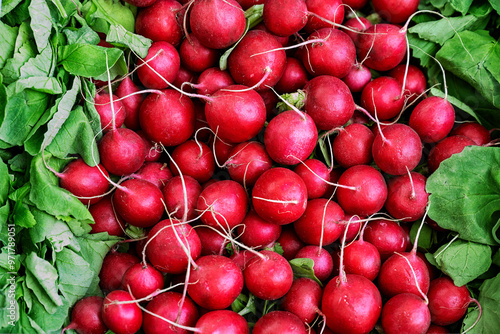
[493,248,500,267]
[56,248,93,305]
[63,25,100,46]
[462,273,500,334]
[2,0,30,27]
[449,0,473,15]
[28,0,53,52]
[88,0,136,34]
[25,252,62,314]
[0,22,19,70]
[408,33,440,68]
[430,87,482,124]
[1,22,37,85]
[410,222,437,252]
[289,258,323,287]
[489,0,500,16]
[15,77,62,94]
[82,79,103,141]
[436,30,500,109]
[29,208,77,252]
[427,146,500,245]
[93,53,127,82]
[106,24,152,59]
[19,44,53,78]
[0,0,24,18]
[28,296,71,333]
[58,44,123,78]
[13,203,37,228]
[231,293,257,316]
[433,239,492,286]
[0,159,9,206]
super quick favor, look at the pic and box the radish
[163,175,202,221]
[263,0,308,37]
[342,63,372,93]
[57,158,109,206]
[339,214,362,243]
[62,296,106,334]
[225,141,273,188]
[99,251,140,292]
[121,263,165,300]
[301,29,356,79]
[137,130,162,162]
[264,110,318,165]
[123,0,157,6]
[196,225,229,256]
[170,140,215,183]
[236,210,282,248]
[281,277,322,323]
[277,227,305,260]
[293,198,343,246]
[363,219,409,261]
[99,128,147,176]
[205,85,267,143]
[389,64,427,103]
[187,255,244,309]
[304,0,344,33]
[303,75,355,130]
[409,96,455,143]
[380,293,431,334]
[252,167,308,225]
[212,136,235,166]
[293,159,330,199]
[295,245,334,282]
[230,249,257,271]
[253,22,291,47]
[426,325,450,333]
[142,292,199,334]
[372,123,423,176]
[427,135,476,172]
[372,0,419,24]
[132,162,172,189]
[135,0,184,46]
[341,0,367,9]
[236,0,264,10]
[336,165,388,216]
[137,41,181,89]
[101,290,143,334]
[343,17,372,45]
[253,311,306,334]
[195,310,249,334]
[244,250,293,300]
[89,195,125,237]
[179,35,219,73]
[385,171,429,222]
[332,123,375,168]
[192,67,234,96]
[146,219,202,274]
[189,0,246,49]
[450,121,491,146]
[274,57,309,94]
[196,180,248,231]
[173,66,196,92]
[94,92,126,132]
[360,76,405,121]
[139,89,195,147]
[342,225,381,281]
[115,77,144,130]
[113,179,165,228]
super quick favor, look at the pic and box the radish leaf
[289,258,323,287]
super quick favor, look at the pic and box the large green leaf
[427,146,500,245]
[25,253,62,314]
[0,22,19,70]
[28,0,52,52]
[56,248,93,305]
[58,44,123,78]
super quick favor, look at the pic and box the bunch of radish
[56,0,493,333]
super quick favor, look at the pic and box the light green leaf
[28,296,71,333]
[56,248,93,305]
[289,258,323,287]
[450,0,473,15]
[1,22,37,85]
[88,0,136,33]
[408,33,440,68]
[0,0,24,18]
[15,77,62,94]
[28,0,53,52]
[25,253,62,314]
[106,24,152,58]
[489,0,500,15]
[93,53,127,82]
[58,44,123,78]
[427,146,500,245]
[12,203,37,228]
[0,22,19,70]
[63,25,100,46]
[29,208,76,252]
[20,44,53,78]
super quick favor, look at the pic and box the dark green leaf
[82,79,103,141]
[25,252,62,314]
[28,296,71,333]
[449,0,473,15]
[410,222,437,252]
[28,0,52,52]
[2,0,30,27]
[13,203,37,228]
[489,0,500,16]
[231,293,257,316]
[408,33,440,68]
[0,22,19,70]
[0,159,8,205]
[0,0,24,18]
[93,53,127,82]
[58,44,123,78]
[56,248,93,305]
[106,24,152,59]
[469,1,493,17]
[427,146,500,245]
[493,248,500,267]
[289,258,323,287]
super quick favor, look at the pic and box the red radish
[363,219,409,261]
[196,225,229,256]
[372,123,423,175]
[99,128,147,176]
[427,325,450,333]
[281,278,322,323]
[409,97,455,143]
[205,85,267,143]
[236,210,282,248]
[137,130,162,162]
[235,0,264,10]
[264,110,318,165]
[295,245,334,282]
[57,158,109,206]
[244,250,293,300]
[173,66,196,91]
[227,30,287,90]
[304,0,344,33]
[322,168,343,201]
[373,0,419,24]
[188,255,244,309]
[293,159,330,199]
[385,171,429,222]
[277,227,305,260]
[450,122,491,146]
[416,251,438,281]
[332,123,375,168]
[274,57,309,94]
[294,199,343,246]
[195,310,249,334]
[427,135,476,172]
[303,75,355,130]
[230,249,257,271]
[339,214,363,243]
[381,293,431,334]
[99,251,140,292]
[115,77,144,130]
[342,63,372,93]
[253,311,306,334]
[137,41,180,89]
[146,219,202,274]
[179,35,219,73]
[121,263,165,299]
[142,292,199,334]
[89,195,125,237]
[193,67,234,96]
[226,141,273,187]
[102,290,143,334]
[132,162,172,189]
[170,140,215,183]
[342,0,367,9]
[163,175,202,221]
[113,179,165,228]
[389,64,427,103]
[135,0,184,46]
[62,296,106,334]
[254,22,290,47]
[301,29,356,79]
[190,0,246,49]
[123,0,157,6]
[361,76,405,121]
[342,226,381,281]
[336,165,388,216]
[94,93,126,132]
[139,89,194,147]
[263,0,308,37]
[252,167,308,225]
[343,17,372,44]
[212,136,235,165]
[356,24,407,71]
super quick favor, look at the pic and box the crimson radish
[253,311,306,334]
[342,224,381,281]
[99,251,140,292]
[372,0,420,24]
[171,140,215,183]
[101,290,143,334]
[293,159,331,199]
[225,141,273,187]
[263,0,308,37]
[381,293,431,334]
[163,175,202,221]
[94,92,126,133]
[135,0,184,46]
[360,76,405,121]
[277,227,305,260]
[236,210,282,248]
[364,219,409,261]
[281,277,322,324]
[89,195,125,237]
[450,121,491,146]
[304,0,344,33]
[332,123,375,168]
[342,63,372,93]
[136,41,180,89]
[409,96,455,143]
[385,171,429,222]
[274,57,309,94]
[132,162,172,189]
[295,245,334,282]
[115,77,144,130]
[195,310,249,334]
[427,135,476,172]
[62,296,106,334]
[389,64,427,103]
[179,35,219,73]
[121,263,165,300]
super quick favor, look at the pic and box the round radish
[253,311,306,334]
[89,195,125,237]
[137,41,180,89]
[342,235,381,281]
[115,77,144,130]
[385,171,429,222]
[162,175,202,221]
[135,0,184,46]
[230,249,257,271]
[332,123,375,168]
[62,296,106,334]
[99,251,140,292]
[274,57,309,94]
[389,64,427,103]
[137,130,162,162]
[342,63,372,93]
[171,140,215,183]
[381,293,431,334]
[295,246,334,282]
[372,0,419,24]
[281,277,322,323]
[304,0,344,33]
[194,67,235,96]
[226,141,273,187]
[121,263,165,300]
[343,17,372,45]
[195,310,249,334]
[263,0,308,37]
[363,219,409,261]
[196,225,229,256]
[101,290,143,334]
[293,159,330,199]
[132,162,172,190]
[94,93,126,133]
[179,35,219,73]
[427,135,476,172]
[450,121,491,146]
[361,76,405,121]
[409,96,455,143]
[236,210,282,248]
[277,227,305,260]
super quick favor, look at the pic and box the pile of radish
[54,0,500,333]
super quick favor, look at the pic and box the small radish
[427,135,476,172]
[277,227,305,260]
[236,210,282,248]
[225,141,273,187]
[293,159,331,199]
[332,123,375,168]
[304,0,344,33]
[193,67,235,96]
[162,175,202,221]
[137,130,162,162]
[342,63,372,93]
[342,0,367,9]
[62,296,106,334]
[295,245,334,282]
[450,121,491,146]
[195,310,249,334]
[360,76,405,121]
[385,171,429,222]
[281,277,322,324]
[101,290,143,334]
[409,96,455,143]
[137,41,180,89]
[253,22,291,47]
[179,35,219,73]
[196,225,229,256]
[115,77,144,130]
[372,0,419,24]
[342,224,381,281]
[274,57,309,94]
[363,219,409,261]
[230,249,257,271]
[135,0,184,46]
[381,293,431,334]
[132,162,172,189]
[212,136,235,166]
[173,66,196,92]
[171,140,215,183]
[263,0,308,37]
[339,214,363,243]
[99,251,140,293]
[121,263,165,300]
[253,311,306,334]
[343,17,372,45]
[94,93,126,133]
[389,64,427,103]
[89,195,125,237]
